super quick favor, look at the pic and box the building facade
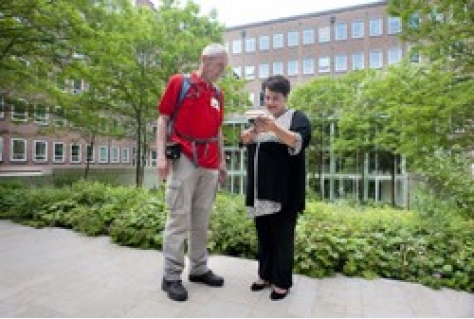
[222,0,413,206]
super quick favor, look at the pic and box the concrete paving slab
[0,220,473,318]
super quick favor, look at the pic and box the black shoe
[270,289,289,301]
[162,279,188,302]
[251,281,270,291]
[189,270,224,287]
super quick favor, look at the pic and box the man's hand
[157,158,170,182]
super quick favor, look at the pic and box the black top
[245,110,312,214]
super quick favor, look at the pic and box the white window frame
[248,93,255,106]
[370,50,383,69]
[273,33,283,49]
[150,150,157,167]
[352,20,364,39]
[70,144,82,164]
[287,31,298,47]
[232,39,242,54]
[259,35,270,51]
[99,145,108,163]
[11,138,27,162]
[335,54,347,72]
[272,61,283,75]
[318,57,331,73]
[54,106,66,127]
[245,65,255,80]
[352,52,365,70]
[110,146,119,163]
[86,145,95,163]
[287,60,298,77]
[33,140,48,163]
[0,136,3,162]
[303,58,314,75]
[34,104,49,125]
[232,66,242,78]
[335,23,347,41]
[11,99,28,122]
[388,17,401,34]
[388,47,402,65]
[259,64,270,79]
[245,37,256,53]
[370,18,383,37]
[318,26,330,43]
[53,142,66,163]
[121,147,130,164]
[302,29,314,45]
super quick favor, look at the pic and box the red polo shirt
[158,72,224,169]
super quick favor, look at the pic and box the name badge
[211,97,220,110]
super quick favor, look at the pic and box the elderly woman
[240,75,312,300]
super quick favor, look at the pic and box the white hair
[202,43,228,57]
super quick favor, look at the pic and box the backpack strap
[167,74,191,139]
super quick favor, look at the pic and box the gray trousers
[163,155,218,281]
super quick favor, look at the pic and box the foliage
[1,182,473,292]
[388,0,473,78]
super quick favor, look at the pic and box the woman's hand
[240,127,257,145]
[254,114,276,133]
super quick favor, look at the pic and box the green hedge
[0,180,472,292]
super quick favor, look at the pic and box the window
[71,79,82,94]
[335,23,347,41]
[302,29,314,45]
[0,95,4,119]
[318,26,330,43]
[232,66,242,78]
[245,65,255,79]
[150,150,157,167]
[273,33,283,49]
[409,47,421,63]
[272,61,283,75]
[110,146,119,163]
[369,18,383,36]
[352,20,364,38]
[245,37,256,52]
[53,142,65,163]
[369,50,383,68]
[232,39,242,54]
[54,106,66,127]
[33,140,48,162]
[12,99,28,122]
[352,52,364,70]
[121,147,130,163]
[388,17,401,34]
[248,93,255,106]
[259,35,270,51]
[11,138,27,162]
[86,145,95,163]
[388,47,402,64]
[71,144,81,163]
[0,137,3,162]
[259,64,270,79]
[318,57,330,73]
[34,104,49,125]
[303,58,314,75]
[287,31,298,47]
[287,60,298,77]
[408,12,420,29]
[335,54,347,72]
[99,145,108,163]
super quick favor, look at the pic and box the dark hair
[261,75,291,97]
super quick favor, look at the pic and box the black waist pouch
[165,142,181,160]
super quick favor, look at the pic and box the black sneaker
[189,270,224,287]
[161,279,188,302]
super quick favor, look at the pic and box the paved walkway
[0,220,473,318]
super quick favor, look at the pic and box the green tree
[388,0,473,78]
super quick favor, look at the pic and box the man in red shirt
[156,43,228,302]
